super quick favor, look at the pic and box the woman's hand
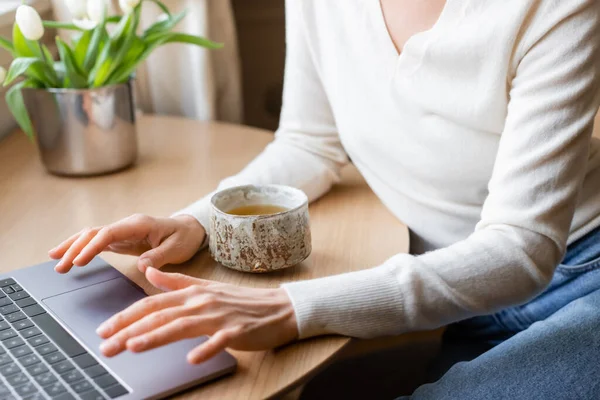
[49,214,206,274]
[96,268,298,363]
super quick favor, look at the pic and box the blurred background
[0,0,286,139]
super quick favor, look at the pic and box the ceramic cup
[209,185,311,273]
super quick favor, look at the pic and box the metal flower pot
[22,81,138,176]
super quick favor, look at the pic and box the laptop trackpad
[43,278,147,338]
[42,278,233,394]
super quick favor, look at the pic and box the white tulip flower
[87,0,107,23]
[119,0,140,14]
[72,18,98,30]
[64,0,88,20]
[0,66,6,85]
[15,5,45,41]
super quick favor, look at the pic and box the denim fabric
[400,225,600,400]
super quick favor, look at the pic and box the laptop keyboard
[0,279,129,400]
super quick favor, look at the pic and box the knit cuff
[281,264,405,339]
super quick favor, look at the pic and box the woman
[50,0,600,398]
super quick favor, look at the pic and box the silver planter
[22,81,138,176]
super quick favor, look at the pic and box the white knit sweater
[175,0,600,339]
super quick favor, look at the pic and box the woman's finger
[100,306,192,357]
[145,267,209,292]
[54,228,100,273]
[96,289,189,339]
[186,329,238,364]
[48,231,82,259]
[73,216,154,266]
[125,316,210,354]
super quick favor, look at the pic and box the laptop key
[53,360,74,374]
[0,382,10,395]
[9,291,29,301]
[28,335,49,347]
[6,312,26,323]
[22,305,45,317]
[0,298,11,307]
[3,337,24,349]
[26,363,48,376]
[12,319,33,331]
[24,394,46,400]
[16,298,36,308]
[1,288,14,295]
[34,371,57,386]
[0,279,16,287]
[6,372,28,386]
[72,354,98,369]
[37,343,58,356]
[14,382,38,397]
[21,327,41,339]
[0,321,10,331]
[53,394,76,400]
[0,305,18,315]
[11,345,32,358]
[0,363,21,376]
[84,364,107,378]
[18,354,40,367]
[31,314,86,357]
[104,384,128,398]
[0,329,16,341]
[44,352,65,364]
[0,354,11,366]
[11,285,22,292]
[80,390,105,400]
[71,380,93,393]
[61,369,84,384]
[94,374,118,388]
[43,382,67,397]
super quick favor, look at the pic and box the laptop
[0,257,237,400]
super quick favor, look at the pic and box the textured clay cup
[209,185,312,273]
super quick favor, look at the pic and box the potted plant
[0,0,221,176]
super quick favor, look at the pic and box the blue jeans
[402,225,600,400]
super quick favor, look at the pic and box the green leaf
[90,8,141,87]
[73,30,92,70]
[82,19,108,72]
[6,80,39,139]
[0,36,14,56]
[144,0,171,17]
[42,21,82,31]
[56,38,87,88]
[12,23,35,57]
[3,58,43,86]
[42,44,54,64]
[145,32,223,49]
[142,9,186,38]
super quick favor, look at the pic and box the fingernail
[73,256,81,265]
[96,324,111,337]
[100,340,119,355]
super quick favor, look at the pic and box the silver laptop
[0,257,237,400]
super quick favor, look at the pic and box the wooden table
[0,115,409,399]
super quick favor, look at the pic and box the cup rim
[210,184,308,219]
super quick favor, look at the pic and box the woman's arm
[283,0,600,339]
[172,0,348,231]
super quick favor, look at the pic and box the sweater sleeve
[283,0,600,339]
[172,0,348,231]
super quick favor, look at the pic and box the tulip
[87,0,107,24]
[119,0,141,14]
[0,66,6,85]
[64,0,88,20]
[15,5,45,41]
